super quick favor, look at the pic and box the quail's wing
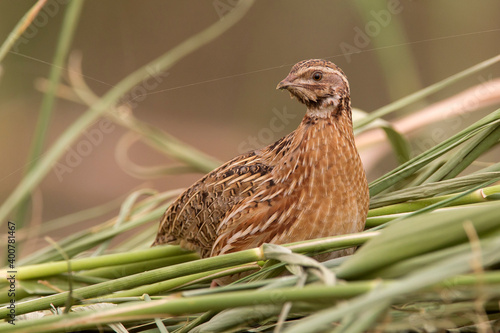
[153,150,274,257]
[210,183,298,256]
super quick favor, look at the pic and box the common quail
[153,59,369,266]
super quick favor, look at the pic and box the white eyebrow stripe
[297,66,349,88]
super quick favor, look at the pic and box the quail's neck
[303,100,352,127]
[305,107,338,119]
[298,103,355,153]
[304,92,351,119]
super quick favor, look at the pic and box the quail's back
[153,59,369,261]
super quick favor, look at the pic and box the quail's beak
[276,76,293,90]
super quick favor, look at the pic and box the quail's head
[277,59,350,111]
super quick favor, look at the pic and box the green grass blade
[284,236,500,333]
[337,202,500,279]
[0,248,264,319]
[380,125,411,164]
[15,0,84,228]
[369,172,500,209]
[0,245,190,281]
[368,184,500,217]
[424,124,500,183]
[0,0,48,63]
[369,108,500,196]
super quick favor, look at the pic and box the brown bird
[153,59,369,264]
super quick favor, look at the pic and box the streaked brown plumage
[153,59,369,263]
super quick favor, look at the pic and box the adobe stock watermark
[53,118,115,182]
[213,0,239,19]
[52,66,169,182]
[442,74,495,132]
[12,0,69,52]
[339,0,404,63]
[237,106,297,153]
[118,67,169,109]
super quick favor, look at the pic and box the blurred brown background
[1,0,500,224]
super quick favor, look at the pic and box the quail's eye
[312,71,322,81]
